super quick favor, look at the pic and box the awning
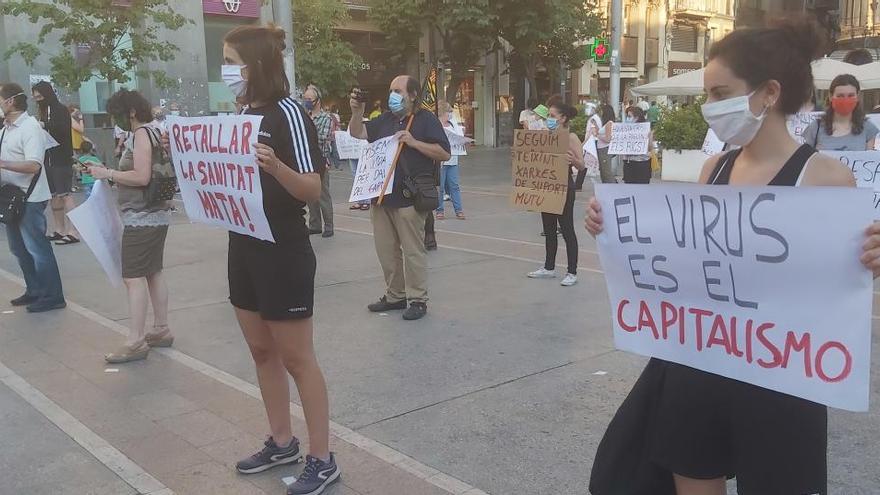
[630,58,865,96]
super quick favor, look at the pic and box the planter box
[661,149,707,183]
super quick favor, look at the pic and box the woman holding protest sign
[620,107,655,184]
[586,18,867,495]
[803,74,878,151]
[528,102,584,287]
[87,90,174,363]
[436,100,465,220]
[217,24,340,495]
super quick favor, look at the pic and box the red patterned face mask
[831,96,858,116]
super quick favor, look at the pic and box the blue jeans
[6,201,64,303]
[437,165,462,214]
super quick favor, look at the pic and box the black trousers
[623,159,652,184]
[541,193,578,275]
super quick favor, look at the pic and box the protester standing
[621,107,654,184]
[215,26,339,495]
[348,75,451,321]
[435,100,465,220]
[587,19,863,495]
[32,81,79,245]
[575,104,607,190]
[528,102,583,287]
[647,101,660,127]
[303,84,334,238]
[803,74,878,151]
[69,104,86,153]
[0,84,65,313]
[86,90,174,363]
[594,103,616,183]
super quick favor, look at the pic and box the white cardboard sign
[67,180,124,287]
[335,131,366,160]
[167,115,275,242]
[348,135,399,203]
[608,123,651,155]
[594,183,873,411]
[701,128,725,156]
[445,127,472,156]
[823,150,880,217]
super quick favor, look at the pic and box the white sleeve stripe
[278,98,315,174]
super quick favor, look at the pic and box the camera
[351,87,368,103]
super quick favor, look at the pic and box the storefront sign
[668,61,702,77]
[202,0,260,17]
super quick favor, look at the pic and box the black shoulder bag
[0,128,42,224]
[398,115,440,212]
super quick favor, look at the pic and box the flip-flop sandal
[47,232,64,242]
[54,235,80,245]
[350,204,361,210]
[360,204,370,211]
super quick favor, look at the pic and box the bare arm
[568,132,584,171]
[1,160,40,174]
[348,93,368,140]
[400,134,451,162]
[71,115,84,133]
[89,128,152,186]
[599,121,613,142]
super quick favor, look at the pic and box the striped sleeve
[278,97,316,173]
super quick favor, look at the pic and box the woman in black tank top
[585,19,877,495]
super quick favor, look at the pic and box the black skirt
[590,359,828,495]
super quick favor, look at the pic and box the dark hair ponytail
[709,17,826,115]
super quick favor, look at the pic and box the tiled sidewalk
[0,275,482,495]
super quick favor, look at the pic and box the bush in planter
[653,99,708,151]
[570,104,587,138]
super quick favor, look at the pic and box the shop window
[671,23,698,52]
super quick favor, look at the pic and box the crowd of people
[2,15,880,495]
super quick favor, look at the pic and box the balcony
[645,38,659,66]
[622,36,639,65]
[672,0,734,18]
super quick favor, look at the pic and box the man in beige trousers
[347,76,450,320]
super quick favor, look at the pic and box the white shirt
[637,100,650,112]
[0,113,51,202]
[519,109,535,126]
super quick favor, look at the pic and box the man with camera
[348,76,450,321]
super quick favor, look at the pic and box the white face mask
[701,90,769,146]
[221,64,247,98]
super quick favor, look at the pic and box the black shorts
[623,159,652,184]
[650,361,827,494]
[228,233,316,320]
[47,164,73,196]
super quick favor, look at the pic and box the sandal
[360,204,370,211]
[350,204,360,210]
[145,326,174,348]
[54,235,80,245]
[456,212,466,220]
[47,232,64,242]
[105,340,149,364]
[435,212,445,220]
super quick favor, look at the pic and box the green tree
[492,0,602,101]
[369,0,496,103]
[0,0,190,91]
[653,100,708,150]
[293,0,363,98]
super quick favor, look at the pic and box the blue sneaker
[236,437,302,474]
[287,454,341,495]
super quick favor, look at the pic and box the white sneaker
[528,268,556,279]
[444,194,451,201]
[561,273,578,286]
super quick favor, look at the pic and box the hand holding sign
[608,123,651,155]
[254,143,282,174]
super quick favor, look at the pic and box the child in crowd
[77,141,101,197]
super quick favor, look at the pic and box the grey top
[803,118,879,151]
[116,128,171,227]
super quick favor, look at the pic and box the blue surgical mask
[303,100,315,112]
[388,92,406,116]
[546,118,559,130]
[625,116,635,123]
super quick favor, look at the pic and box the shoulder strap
[708,149,740,185]
[397,114,418,176]
[0,127,43,199]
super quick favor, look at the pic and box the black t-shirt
[239,97,323,244]
[365,110,450,208]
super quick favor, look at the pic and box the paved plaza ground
[0,147,877,494]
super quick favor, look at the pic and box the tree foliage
[369,0,496,102]
[0,0,190,91]
[653,100,709,150]
[492,0,602,101]
[293,0,363,98]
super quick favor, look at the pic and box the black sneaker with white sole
[236,437,303,474]
[287,454,341,495]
